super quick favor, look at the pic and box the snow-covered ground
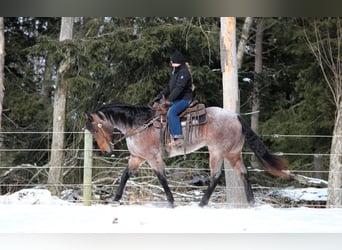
[1,187,342,233]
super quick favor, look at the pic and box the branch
[302,18,340,107]
[290,173,328,188]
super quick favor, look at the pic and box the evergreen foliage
[238,18,334,179]
[1,17,338,194]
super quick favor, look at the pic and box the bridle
[95,116,159,150]
[96,122,115,148]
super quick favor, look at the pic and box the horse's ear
[98,111,106,120]
[84,112,93,121]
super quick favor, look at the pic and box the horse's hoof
[104,197,121,206]
[110,200,121,207]
[167,203,176,208]
[248,201,256,207]
[199,201,208,207]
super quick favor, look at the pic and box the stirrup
[168,138,184,148]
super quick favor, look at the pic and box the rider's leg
[167,99,190,140]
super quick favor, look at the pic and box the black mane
[93,102,154,128]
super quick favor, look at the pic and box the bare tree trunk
[303,18,342,207]
[220,17,248,208]
[42,52,53,152]
[250,19,264,168]
[47,17,73,196]
[251,19,264,133]
[0,17,5,161]
[42,52,54,103]
[237,17,253,70]
[313,154,323,179]
[326,19,342,208]
[327,103,342,207]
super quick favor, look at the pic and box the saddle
[152,97,207,156]
[153,100,206,126]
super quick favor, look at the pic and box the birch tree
[303,18,342,207]
[47,17,73,195]
[237,17,253,70]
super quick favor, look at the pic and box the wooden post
[83,129,93,206]
[220,17,248,208]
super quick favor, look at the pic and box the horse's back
[206,106,239,124]
[204,106,243,150]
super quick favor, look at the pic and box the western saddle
[152,97,207,156]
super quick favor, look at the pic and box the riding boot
[168,137,184,148]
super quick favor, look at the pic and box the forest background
[0,17,337,204]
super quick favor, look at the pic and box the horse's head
[85,112,114,153]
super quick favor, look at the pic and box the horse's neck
[106,117,129,134]
[109,105,153,134]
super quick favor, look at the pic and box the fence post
[83,129,93,206]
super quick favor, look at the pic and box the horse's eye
[95,130,99,134]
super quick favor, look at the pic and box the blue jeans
[168,99,191,138]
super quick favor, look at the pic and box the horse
[85,102,289,207]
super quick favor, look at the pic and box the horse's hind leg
[199,171,222,207]
[241,171,255,206]
[226,152,255,206]
[199,154,223,207]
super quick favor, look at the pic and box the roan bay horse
[85,102,289,207]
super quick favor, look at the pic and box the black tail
[237,115,289,178]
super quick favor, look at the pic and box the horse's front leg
[153,169,175,208]
[113,167,132,202]
[149,157,175,208]
[112,155,145,203]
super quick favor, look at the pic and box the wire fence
[0,130,336,208]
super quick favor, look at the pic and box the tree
[303,18,342,207]
[237,17,253,70]
[47,17,73,195]
[220,17,249,207]
[253,18,333,176]
[251,18,264,133]
[1,17,337,202]
[0,17,4,160]
[246,18,265,169]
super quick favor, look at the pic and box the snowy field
[1,188,342,234]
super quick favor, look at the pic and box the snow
[243,77,252,83]
[276,187,327,201]
[1,188,342,233]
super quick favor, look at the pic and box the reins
[99,116,159,148]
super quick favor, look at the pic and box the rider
[153,51,193,147]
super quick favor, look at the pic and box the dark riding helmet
[170,51,185,64]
